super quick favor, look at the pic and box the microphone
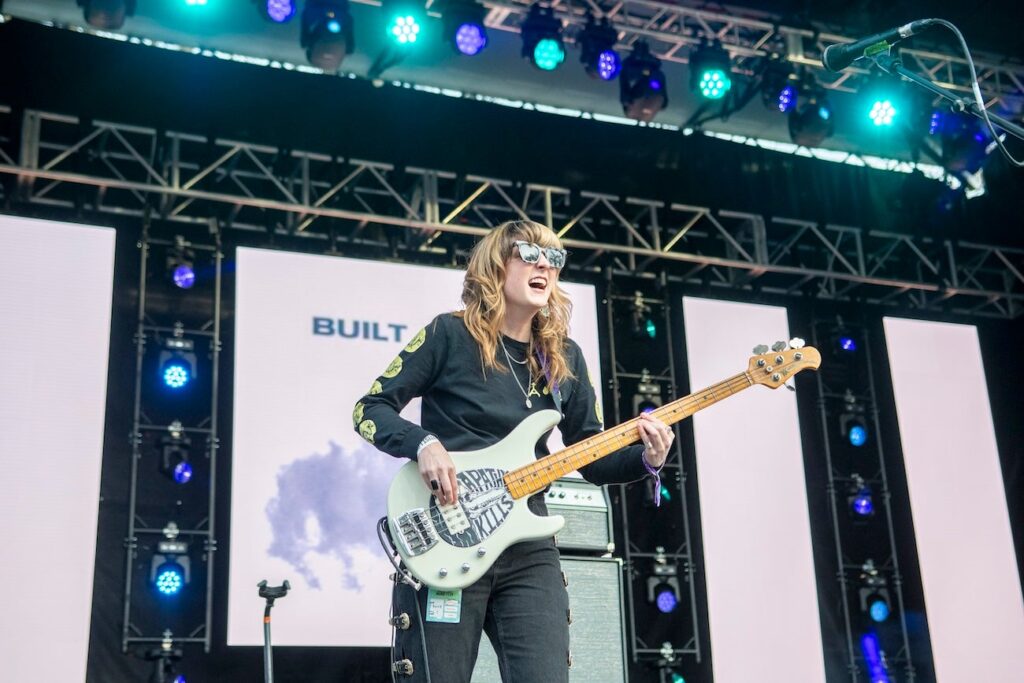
[821,19,937,72]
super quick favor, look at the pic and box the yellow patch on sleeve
[588,369,603,424]
[352,402,365,428]
[358,419,377,444]
[368,380,383,395]
[404,327,427,353]
[382,356,403,378]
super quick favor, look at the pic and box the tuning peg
[753,344,769,355]
[771,341,787,352]
[789,337,805,349]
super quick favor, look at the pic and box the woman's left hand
[637,411,674,468]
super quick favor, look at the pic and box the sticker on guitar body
[429,468,514,547]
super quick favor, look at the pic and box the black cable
[377,516,431,682]
[933,19,1024,167]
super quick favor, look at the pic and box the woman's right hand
[418,442,459,506]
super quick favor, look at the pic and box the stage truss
[0,105,1021,319]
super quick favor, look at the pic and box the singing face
[502,241,565,313]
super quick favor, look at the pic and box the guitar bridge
[395,509,438,557]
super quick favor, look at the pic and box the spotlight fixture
[520,4,565,71]
[863,74,902,128]
[579,16,620,81]
[150,524,191,597]
[258,0,297,24]
[158,326,197,391]
[840,390,869,448]
[300,0,354,71]
[442,0,488,56]
[788,88,835,147]
[385,0,424,47]
[620,43,667,122]
[77,0,136,30]
[761,56,798,113]
[838,335,857,352]
[160,421,194,485]
[848,474,874,518]
[858,560,891,623]
[632,369,662,415]
[931,110,992,174]
[860,633,892,683]
[167,236,196,290]
[689,41,732,100]
[629,291,658,338]
[659,668,686,683]
[646,547,681,614]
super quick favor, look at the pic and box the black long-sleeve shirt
[353,312,648,486]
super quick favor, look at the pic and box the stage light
[863,74,902,128]
[184,0,208,6]
[869,100,897,126]
[167,237,196,289]
[931,110,992,174]
[442,0,487,56]
[633,371,662,415]
[858,560,892,625]
[173,676,187,683]
[158,333,197,391]
[619,42,667,122]
[388,14,422,46]
[579,16,620,81]
[788,89,834,147]
[848,475,874,518]
[860,633,891,683]
[689,41,732,100]
[258,0,297,23]
[77,0,136,30]
[520,5,564,71]
[761,57,798,113]
[838,336,857,352]
[151,533,191,597]
[161,421,193,485]
[300,0,354,71]
[840,390,869,447]
[647,548,681,614]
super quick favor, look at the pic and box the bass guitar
[385,341,820,589]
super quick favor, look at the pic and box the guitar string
[503,372,754,496]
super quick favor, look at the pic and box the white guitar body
[386,409,566,590]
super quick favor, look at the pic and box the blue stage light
[173,676,186,683]
[852,492,873,516]
[839,336,857,351]
[156,563,185,596]
[860,633,891,683]
[265,0,295,23]
[849,424,868,447]
[869,598,890,622]
[173,461,193,484]
[455,23,486,56]
[162,361,191,389]
[655,587,678,613]
[172,264,195,289]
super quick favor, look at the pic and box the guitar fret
[503,372,757,498]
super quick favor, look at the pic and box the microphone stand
[257,580,291,683]
[870,52,1024,143]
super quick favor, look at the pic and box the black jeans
[392,537,571,683]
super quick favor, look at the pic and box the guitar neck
[503,371,754,500]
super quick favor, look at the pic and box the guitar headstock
[747,338,821,389]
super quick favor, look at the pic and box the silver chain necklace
[500,337,535,408]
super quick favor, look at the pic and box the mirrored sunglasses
[514,240,567,269]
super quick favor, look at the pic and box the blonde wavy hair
[455,220,575,388]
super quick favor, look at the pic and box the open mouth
[528,277,547,291]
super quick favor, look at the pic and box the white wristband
[417,434,439,455]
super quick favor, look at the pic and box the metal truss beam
[471,0,1024,105]
[1,106,1021,319]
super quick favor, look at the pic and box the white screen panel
[228,248,602,646]
[884,317,1024,683]
[0,216,115,681]
[683,297,825,683]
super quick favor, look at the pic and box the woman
[355,220,674,682]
